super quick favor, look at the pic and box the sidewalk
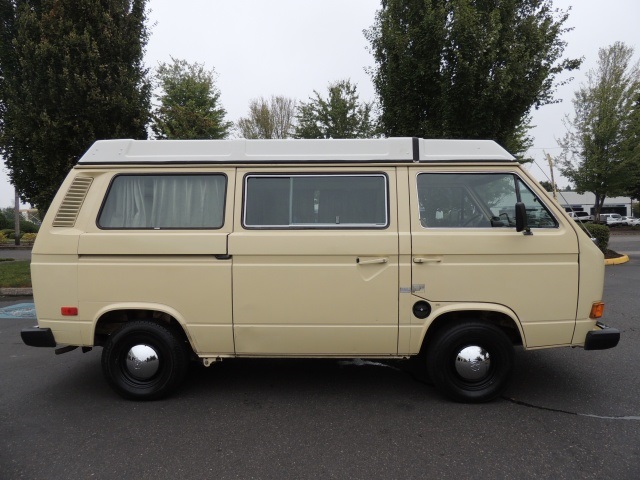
[0,246,32,261]
[1,287,32,296]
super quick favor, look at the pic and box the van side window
[98,174,226,229]
[244,174,388,228]
[516,178,557,228]
[417,173,556,228]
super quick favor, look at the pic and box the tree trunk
[594,193,607,223]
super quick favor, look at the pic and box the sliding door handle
[357,257,388,265]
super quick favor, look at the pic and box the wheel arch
[418,304,525,356]
[92,303,195,352]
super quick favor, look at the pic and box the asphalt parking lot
[0,238,638,479]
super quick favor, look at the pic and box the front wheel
[102,320,189,400]
[426,321,514,403]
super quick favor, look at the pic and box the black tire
[101,320,189,400]
[426,321,513,403]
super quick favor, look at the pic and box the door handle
[357,257,388,265]
[413,257,441,264]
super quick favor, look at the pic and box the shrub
[20,220,39,233]
[21,233,37,243]
[0,232,5,242]
[0,221,39,239]
[0,208,40,232]
[579,223,610,253]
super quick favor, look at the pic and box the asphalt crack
[335,360,639,420]
[504,396,640,421]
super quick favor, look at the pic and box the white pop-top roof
[77,138,515,164]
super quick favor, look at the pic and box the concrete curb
[0,287,33,296]
[605,255,630,265]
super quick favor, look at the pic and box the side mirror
[515,202,532,235]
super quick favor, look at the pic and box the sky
[2,0,640,207]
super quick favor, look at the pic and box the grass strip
[0,260,31,288]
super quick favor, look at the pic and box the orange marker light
[61,307,78,316]
[589,302,604,319]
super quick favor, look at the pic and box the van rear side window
[98,174,226,229]
[244,174,388,228]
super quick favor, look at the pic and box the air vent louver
[52,177,93,227]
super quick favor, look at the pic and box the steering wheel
[499,212,515,227]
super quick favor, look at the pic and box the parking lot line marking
[0,302,36,319]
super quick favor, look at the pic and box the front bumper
[584,322,620,350]
[21,326,57,348]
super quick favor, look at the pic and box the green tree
[559,42,640,219]
[539,180,558,192]
[0,208,9,230]
[236,96,297,139]
[294,80,377,139]
[151,58,231,140]
[365,0,581,156]
[0,0,151,214]
[622,94,640,200]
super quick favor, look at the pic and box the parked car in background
[599,213,623,226]
[567,211,593,222]
[620,216,638,226]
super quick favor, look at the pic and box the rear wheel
[102,320,189,400]
[427,321,513,403]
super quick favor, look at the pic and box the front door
[230,168,399,355]
[409,169,579,347]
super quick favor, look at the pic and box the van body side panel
[75,168,235,354]
[409,167,580,348]
[230,168,400,355]
[30,254,87,345]
[78,232,227,255]
[29,171,87,345]
[77,256,233,354]
[230,247,398,355]
[571,223,606,346]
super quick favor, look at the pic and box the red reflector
[61,307,78,316]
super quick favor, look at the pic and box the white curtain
[100,175,225,229]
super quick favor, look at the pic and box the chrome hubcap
[125,344,159,380]
[455,346,490,381]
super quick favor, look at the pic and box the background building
[556,192,633,216]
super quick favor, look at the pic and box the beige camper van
[21,138,619,402]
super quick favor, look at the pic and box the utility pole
[14,189,20,246]
[545,151,558,200]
